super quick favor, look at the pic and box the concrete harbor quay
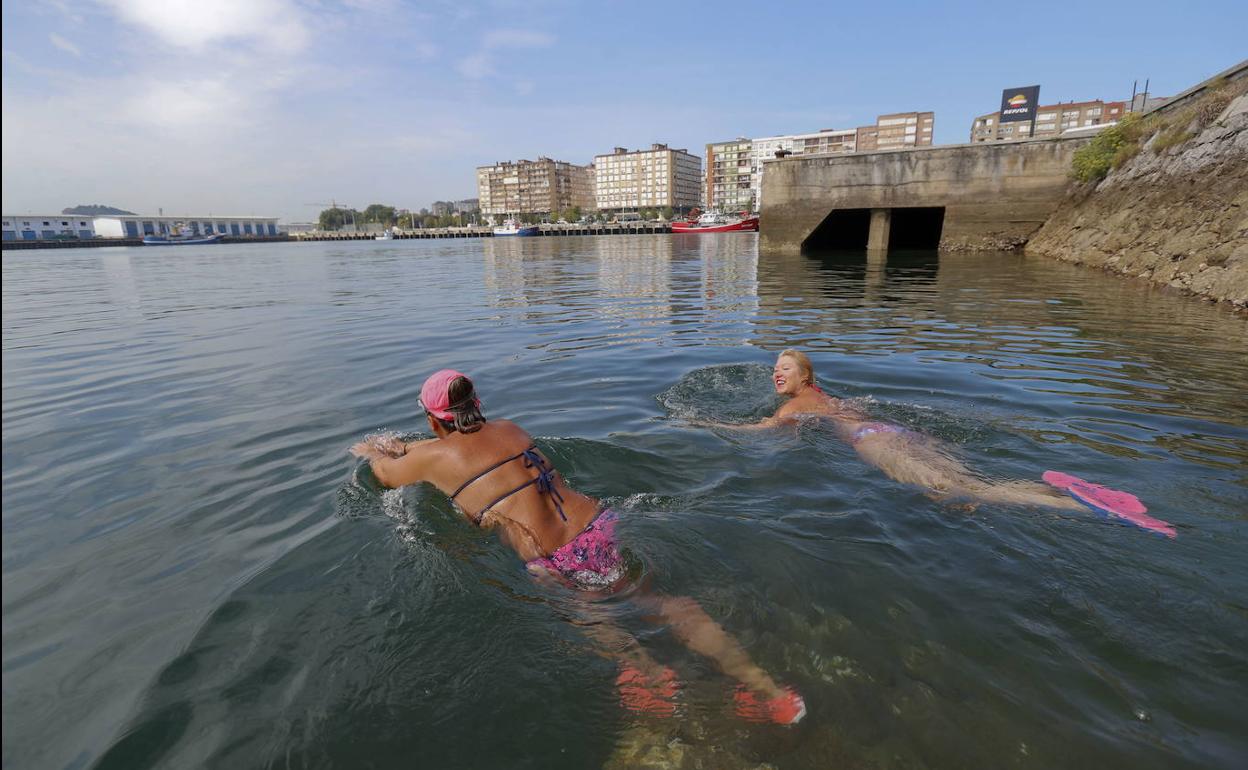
[295,222,676,241]
[0,224,679,250]
[1,235,293,250]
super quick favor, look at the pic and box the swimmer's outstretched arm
[684,415,790,431]
[349,437,437,488]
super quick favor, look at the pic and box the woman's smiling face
[773,354,805,396]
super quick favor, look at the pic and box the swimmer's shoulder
[776,394,831,419]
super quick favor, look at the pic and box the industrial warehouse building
[2,214,282,240]
[1,215,97,240]
[92,215,281,238]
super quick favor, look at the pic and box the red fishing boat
[670,208,759,233]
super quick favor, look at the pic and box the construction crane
[305,200,356,231]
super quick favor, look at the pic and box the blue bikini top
[449,445,566,526]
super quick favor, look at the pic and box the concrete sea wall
[760,139,1092,254]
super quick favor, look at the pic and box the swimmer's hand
[349,441,386,462]
[350,433,406,461]
[372,434,408,456]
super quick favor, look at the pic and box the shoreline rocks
[1024,92,1248,310]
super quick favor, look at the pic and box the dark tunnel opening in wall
[801,208,871,251]
[889,207,945,249]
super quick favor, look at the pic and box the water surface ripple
[3,237,1246,769]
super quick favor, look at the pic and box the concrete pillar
[868,208,891,255]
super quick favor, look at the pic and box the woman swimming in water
[696,350,1174,537]
[350,369,806,724]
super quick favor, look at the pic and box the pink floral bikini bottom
[527,508,627,590]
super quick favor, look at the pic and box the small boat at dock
[375,230,395,241]
[142,221,224,245]
[492,219,540,237]
[142,231,224,246]
[670,209,759,234]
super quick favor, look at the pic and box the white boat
[492,219,540,237]
[670,209,759,233]
[142,221,224,245]
[375,229,395,241]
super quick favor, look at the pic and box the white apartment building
[594,144,702,213]
[2,215,96,241]
[711,113,933,211]
[747,128,858,211]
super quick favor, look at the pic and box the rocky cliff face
[1026,93,1248,309]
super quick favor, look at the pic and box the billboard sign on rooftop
[1000,85,1041,123]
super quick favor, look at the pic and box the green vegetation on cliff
[1071,115,1139,182]
[1071,77,1245,183]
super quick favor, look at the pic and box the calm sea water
[3,237,1246,770]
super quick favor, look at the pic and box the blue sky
[3,0,1244,222]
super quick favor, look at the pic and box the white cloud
[483,29,554,50]
[409,41,438,59]
[48,33,82,57]
[3,1,495,219]
[458,28,555,82]
[98,0,309,53]
[43,0,85,24]
[119,77,247,129]
[391,124,477,153]
[457,52,493,79]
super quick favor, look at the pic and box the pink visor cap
[419,369,481,421]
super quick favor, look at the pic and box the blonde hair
[778,349,815,385]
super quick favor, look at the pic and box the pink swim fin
[1042,471,1176,539]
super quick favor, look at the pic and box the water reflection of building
[680,234,760,318]
[479,235,760,346]
[750,250,941,352]
[482,237,542,310]
[98,251,143,324]
[592,235,674,323]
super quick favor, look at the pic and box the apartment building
[594,144,702,213]
[726,128,860,212]
[857,112,935,151]
[476,157,595,217]
[705,138,755,212]
[740,113,930,210]
[430,198,480,217]
[970,100,1128,142]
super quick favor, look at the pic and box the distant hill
[62,204,136,215]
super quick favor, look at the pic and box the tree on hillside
[361,204,397,226]
[63,204,137,215]
[319,207,361,231]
